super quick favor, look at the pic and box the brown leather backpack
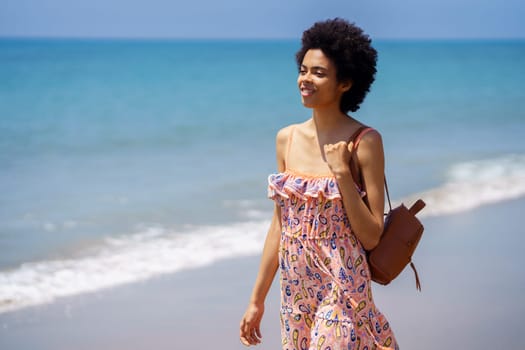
[350,126,425,291]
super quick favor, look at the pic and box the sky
[1,0,524,39]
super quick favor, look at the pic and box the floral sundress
[268,128,399,350]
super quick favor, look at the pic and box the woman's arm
[323,129,385,250]
[239,205,281,346]
[239,127,289,346]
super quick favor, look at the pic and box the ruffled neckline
[268,170,365,200]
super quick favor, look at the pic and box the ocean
[0,38,524,314]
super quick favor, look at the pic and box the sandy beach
[1,197,524,350]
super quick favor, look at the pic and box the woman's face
[297,49,350,111]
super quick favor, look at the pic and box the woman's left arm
[324,130,385,250]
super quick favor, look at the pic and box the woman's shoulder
[355,125,384,162]
[275,121,309,145]
[277,120,315,141]
[275,124,295,142]
[357,126,382,145]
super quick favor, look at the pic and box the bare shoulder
[356,128,385,165]
[276,123,303,151]
[275,123,299,171]
[276,124,295,145]
[360,128,383,146]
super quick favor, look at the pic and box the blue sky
[1,0,524,39]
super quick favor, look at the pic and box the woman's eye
[315,72,325,77]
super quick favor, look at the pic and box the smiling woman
[298,49,351,112]
[239,18,399,350]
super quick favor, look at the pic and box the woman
[240,18,399,350]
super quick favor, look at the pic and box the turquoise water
[0,39,524,312]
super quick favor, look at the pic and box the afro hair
[296,18,378,113]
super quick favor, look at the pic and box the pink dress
[268,128,399,350]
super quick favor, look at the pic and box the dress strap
[351,126,375,150]
[285,126,296,168]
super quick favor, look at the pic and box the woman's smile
[300,84,315,97]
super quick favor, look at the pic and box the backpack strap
[351,127,375,149]
[349,127,392,211]
[348,126,374,188]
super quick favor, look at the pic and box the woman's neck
[311,106,352,134]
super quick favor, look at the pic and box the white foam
[0,221,269,314]
[398,154,525,217]
[1,154,524,314]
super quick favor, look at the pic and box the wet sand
[1,198,524,349]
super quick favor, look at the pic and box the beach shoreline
[1,197,524,349]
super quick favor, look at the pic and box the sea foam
[399,154,525,217]
[1,154,524,314]
[0,221,269,314]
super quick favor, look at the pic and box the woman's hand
[239,302,265,346]
[327,129,386,250]
[323,141,354,176]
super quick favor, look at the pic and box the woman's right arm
[239,127,289,346]
[239,205,281,346]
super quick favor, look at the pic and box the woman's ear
[340,80,352,93]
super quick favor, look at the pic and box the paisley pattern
[269,171,399,350]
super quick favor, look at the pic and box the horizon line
[1,35,524,42]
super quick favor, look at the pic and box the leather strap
[409,199,426,215]
[410,261,422,291]
[350,126,374,149]
[384,176,392,212]
[348,126,371,187]
[347,125,370,145]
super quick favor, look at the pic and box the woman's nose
[300,71,312,83]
